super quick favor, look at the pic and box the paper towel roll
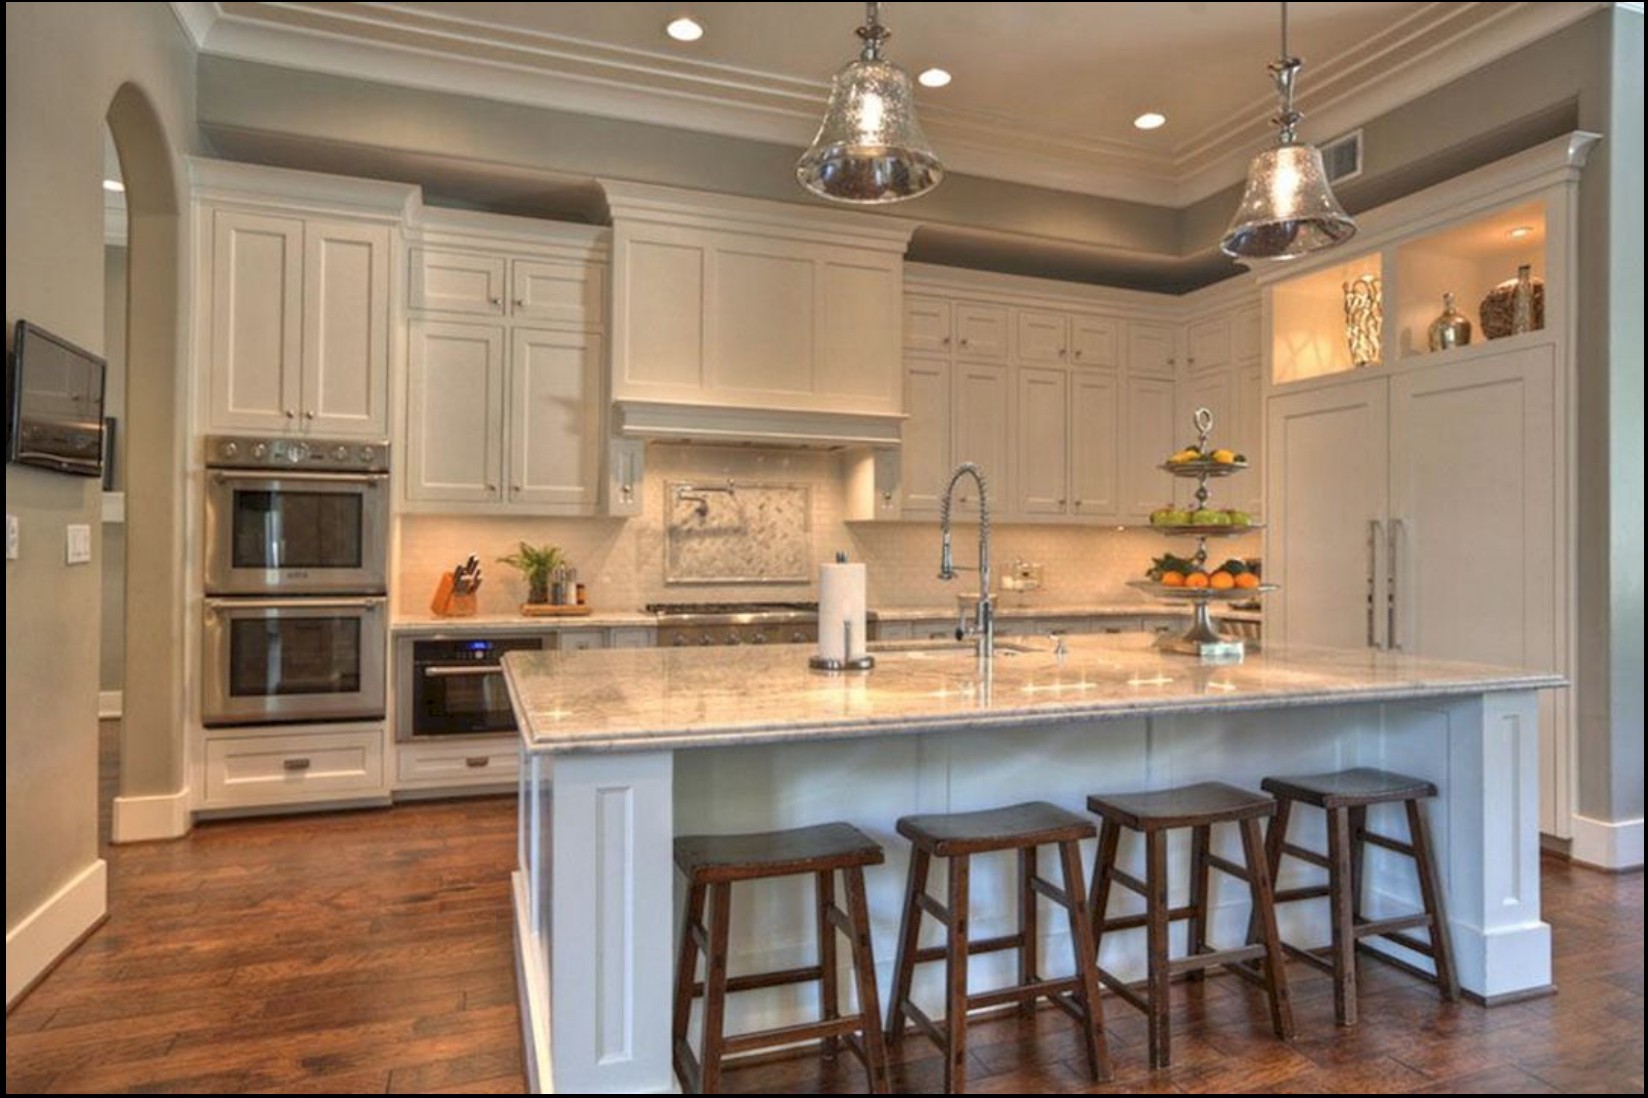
[818,562,867,664]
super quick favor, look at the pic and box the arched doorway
[104,84,190,841]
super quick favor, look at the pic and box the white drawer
[203,726,385,808]
[397,740,521,787]
[1086,616,1144,634]
[557,629,607,651]
[609,627,656,649]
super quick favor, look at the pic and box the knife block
[430,573,477,618]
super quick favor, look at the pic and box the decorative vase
[528,575,550,605]
[1427,291,1473,351]
[1342,274,1382,367]
[1479,264,1545,339]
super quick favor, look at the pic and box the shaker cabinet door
[406,321,505,503]
[208,210,304,432]
[508,329,602,512]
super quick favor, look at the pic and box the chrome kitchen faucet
[938,462,995,662]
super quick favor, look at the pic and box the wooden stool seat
[887,801,1112,1092]
[897,800,1095,855]
[673,824,890,1093]
[1087,783,1294,1070]
[1086,781,1274,831]
[1260,768,1457,1028]
[675,822,884,881]
[1261,768,1438,809]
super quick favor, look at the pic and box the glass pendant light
[797,1,942,204]
[1221,1,1356,260]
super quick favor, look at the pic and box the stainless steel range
[647,602,819,647]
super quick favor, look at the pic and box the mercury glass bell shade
[1220,143,1356,260]
[797,57,942,204]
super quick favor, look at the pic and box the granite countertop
[392,611,659,633]
[503,633,1563,755]
[876,602,1247,621]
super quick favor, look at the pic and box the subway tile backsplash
[396,444,1260,616]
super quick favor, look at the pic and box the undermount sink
[868,639,1043,657]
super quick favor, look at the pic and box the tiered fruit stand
[1130,408,1276,661]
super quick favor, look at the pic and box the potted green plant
[498,541,565,605]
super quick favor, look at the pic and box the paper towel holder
[809,619,875,673]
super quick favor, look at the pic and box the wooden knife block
[430,573,477,618]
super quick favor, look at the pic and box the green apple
[1226,509,1252,527]
[1189,508,1222,526]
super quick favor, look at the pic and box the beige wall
[5,4,195,929]
[100,246,127,695]
[397,445,1258,617]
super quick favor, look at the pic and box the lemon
[1211,448,1237,464]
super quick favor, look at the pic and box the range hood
[613,399,904,451]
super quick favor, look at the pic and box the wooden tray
[520,603,594,617]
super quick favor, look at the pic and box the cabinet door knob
[1057,498,1067,506]
[1167,356,1177,365]
[941,335,951,345]
[1059,347,1068,358]
[486,483,497,492]
[284,409,296,419]
[514,299,526,308]
[1187,356,1196,365]
[1074,500,1083,507]
[1073,349,1083,359]
[304,410,316,420]
[512,484,521,494]
[489,296,502,306]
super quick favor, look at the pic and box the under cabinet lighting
[1132,112,1167,131]
[665,16,704,42]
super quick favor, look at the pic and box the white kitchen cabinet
[406,320,505,503]
[1233,362,1265,516]
[410,248,507,315]
[1014,309,1069,364]
[953,303,1009,360]
[202,725,386,809]
[609,627,658,649]
[207,209,393,438]
[557,630,607,651]
[1233,305,1263,363]
[904,293,952,353]
[1014,365,1069,516]
[900,357,952,514]
[951,362,1011,515]
[1127,321,1178,377]
[396,738,519,790]
[1121,374,1178,521]
[508,329,602,511]
[511,257,604,325]
[1070,316,1121,368]
[1185,314,1232,373]
[1265,376,1389,650]
[1069,369,1120,520]
[1181,369,1234,444]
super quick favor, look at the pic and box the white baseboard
[1569,813,1645,870]
[97,690,123,719]
[6,859,107,1007]
[112,788,192,843]
[513,870,554,1095]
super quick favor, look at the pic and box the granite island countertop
[503,633,1562,755]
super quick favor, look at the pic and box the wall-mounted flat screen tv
[7,319,107,478]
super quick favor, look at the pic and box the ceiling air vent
[1321,129,1364,184]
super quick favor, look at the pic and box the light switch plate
[5,514,17,560]
[66,523,92,565]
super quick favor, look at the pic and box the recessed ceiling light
[102,179,125,193]
[1133,112,1167,131]
[917,68,952,89]
[665,16,704,42]
[1507,225,1535,239]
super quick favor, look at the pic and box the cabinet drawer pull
[465,756,491,769]
[283,757,312,772]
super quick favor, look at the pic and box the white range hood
[613,399,904,450]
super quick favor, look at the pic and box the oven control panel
[206,434,390,473]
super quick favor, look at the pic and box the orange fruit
[1209,571,1236,590]
[1235,572,1260,589]
[1184,572,1210,589]
[1160,571,1186,587]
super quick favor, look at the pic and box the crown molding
[178,2,1612,207]
[601,179,918,252]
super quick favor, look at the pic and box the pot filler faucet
[938,462,995,662]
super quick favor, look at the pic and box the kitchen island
[504,635,1562,1094]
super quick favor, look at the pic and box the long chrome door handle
[1388,518,1404,651]
[1367,519,1383,648]
[422,665,504,678]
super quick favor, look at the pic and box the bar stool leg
[1406,799,1460,1002]
[1056,838,1114,1083]
[1017,845,1039,1017]
[1088,818,1121,947]
[1326,806,1358,1026]
[1239,818,1295,1041]
[1185,824,1212,981]
[885,848,930,1046]
[816,869,841,1057]
[944,854,972,1095]
[1144,828,1171,1070]
[673,881,706,1091]
[1348,805,1368,924]
[699,882,734,1094]
[842,866,892,1094]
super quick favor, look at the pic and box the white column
[547,749,677,1093]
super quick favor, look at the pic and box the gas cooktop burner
[646,602,819,615]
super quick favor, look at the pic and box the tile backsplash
[396,444,1260,616]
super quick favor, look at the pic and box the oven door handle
[210,469,388,485]
[422,665,505,678]
[205,596,386,613]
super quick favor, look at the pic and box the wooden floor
[7,775,1643,1095]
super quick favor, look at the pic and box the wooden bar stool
[672,822,890,1094]
[1259,768,1459,1026]
[885,801,1112,1094]
[1086,782,1294,1070]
